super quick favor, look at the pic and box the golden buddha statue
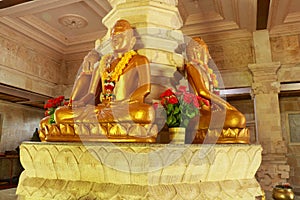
[183,37,249,143]
[185,37,219,93]
[39,19,157,142]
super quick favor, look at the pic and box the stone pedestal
[17,142,263,199]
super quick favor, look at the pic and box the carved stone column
[248,30,289,191]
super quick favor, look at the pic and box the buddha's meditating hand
[70,49,101,107]
[184,37,246,130]
[54,19,154,125]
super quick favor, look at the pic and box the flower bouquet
[44,96,69,124]
[158,86,210,128]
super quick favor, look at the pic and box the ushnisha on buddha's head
[110,19,136,55]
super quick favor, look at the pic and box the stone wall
[0,100,43,152]
[280,97,300,189]
[0,17,96,99]
[208,38,254,88]
[0,24,66,97]
[0,100,42,179]
[0,100,41,179]
[271,34,300,83]
[271,34,300,189]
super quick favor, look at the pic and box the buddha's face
[186,38,210,65]
[111,30,133,53]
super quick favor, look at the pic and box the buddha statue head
[186,37,211,65]
[110,19,136,54]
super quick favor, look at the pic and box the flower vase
[169,127,186,144]
[272,187,295,200]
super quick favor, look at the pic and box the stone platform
[16,142,263,199]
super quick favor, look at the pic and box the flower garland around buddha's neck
[190,59,219,89]
[100,50,137,82]
[99,50,137,101]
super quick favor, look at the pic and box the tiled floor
[0,188,17,200]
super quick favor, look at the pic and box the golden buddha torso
[54,52,154,125]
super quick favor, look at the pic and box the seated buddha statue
[40,19,156,140]
[57,19,154,123]
[182,37,247,143]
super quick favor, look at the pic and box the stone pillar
[98,0,185,100]
[248,30,289,191]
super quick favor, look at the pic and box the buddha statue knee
[196,104,246,130]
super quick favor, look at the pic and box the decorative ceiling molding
[284,12,300,23]
[182,21,240,36]
[85,0,112,17]
[0,16,66,53]
[0,0,33,10]
[0,0,82,17]
[58,14,88,30]
[0,0,109,55]
[20,15,68,45]
[1,0,300,55]
[0,22,62,60]
[269,21,300,36]
[184,12,224,26]
[268,0,300,35]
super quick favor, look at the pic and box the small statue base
[39,122,158,143]
[193,128,250,144]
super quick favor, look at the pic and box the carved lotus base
[39,122,158,143]
[16,142,263,200]
[193,128,250,144]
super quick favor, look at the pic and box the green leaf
[183,119,189,127]
[174,106,180,114]
[167,115,172,124]
[49,114,56,124]
[167,104,173,115]
[186,111,196,118]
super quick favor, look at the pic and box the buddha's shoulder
[131,53,149,63]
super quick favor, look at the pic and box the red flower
[160,89,174,98]
[47,99,54,104]
[44,110,50,116]
[160,99,166,106]
[105,84,114,91]
[58,96,64,101]
[44,102,53,109]
[168,96,179,104]
[202,99,210,106]
[159,86,211,128]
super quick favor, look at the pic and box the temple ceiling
[0,0,299,55]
